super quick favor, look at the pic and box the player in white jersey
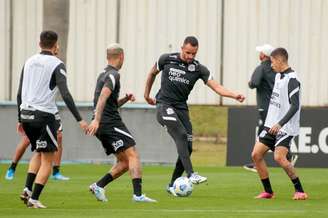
[17,31,88,208]
[251,48,308,200]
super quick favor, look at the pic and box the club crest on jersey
[112,139,124,151]
[188,64,195,72]
[36,140,47,149]
[166,108,174,115]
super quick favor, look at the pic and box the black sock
[291,177,304,192]
[132,178,142,196]
[25,173,36,191]
[169,159,185,187]
[31,183,44,200]
[261,178,273,194]
[53,166,60,175]
[96,173,114,188]
[9,162,17,171]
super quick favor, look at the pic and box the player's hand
[16,122,25,136]
[79,120,88,133]
[126,93,136,102]
[235,94,245,103]
[145,96,156,105]
[269,124,281,135]
[87,120,99,136]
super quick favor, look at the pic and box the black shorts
[259,128,294,150]
[96,122,136,155]
[21,110,58,153]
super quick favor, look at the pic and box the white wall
[223,0,328,106]
[0,0,10,100]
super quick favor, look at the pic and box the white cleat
[166,185,177,197]
[27,198,47,209]
[89,183,108,202]
[189,172,207,184]
[20,187,32,204]
[133,194,157,203]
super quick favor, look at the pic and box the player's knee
[251,151,262,162]
[273,153,286,164]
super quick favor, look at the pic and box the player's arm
[248,65,264,89]
[269,78,300,135]
[118,93,135,107]
[53,64,88,131]
[200,65,245,102]
[16,67,25,135]
[144,63,160,105]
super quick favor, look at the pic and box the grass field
[1,164,327,218]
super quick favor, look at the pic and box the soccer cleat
[89,183,108,202]
[27,198,47,208]
[166,185,177,197]
[255,192,274,199]
[243,164,257,173]
[5,168,15,180]
[293,192,308,200]
[189,172,207,184]
[291,155,299,167]
[133,194,157,203]
[51,172,70,181]
[20,187,32,204]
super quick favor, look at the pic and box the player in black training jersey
[144,36,245,195]
[87,43,156,203]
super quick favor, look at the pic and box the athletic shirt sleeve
[17,66,24,122]
[278,78,300,126]
[248,64,264,89]
[53,63,82,122]
[199,64,212,84]
[156,54,169,71]
[104,72,120,91]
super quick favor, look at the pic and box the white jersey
[20,53,63,114]
[264,71,301,136]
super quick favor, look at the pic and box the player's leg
[89,151,129,202]
[124,147,156,202]
[251,141,274,198]
[156,104,194,177]
[20,152,41,204]
[5,136,30,180]
[274,144,308,200]
[51,129,70,180]
[27,151,55,208]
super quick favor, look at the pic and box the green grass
[189,105,227,138]
[1,164,327,218]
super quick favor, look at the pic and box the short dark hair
[271,47,288,62]
[40,30,58,49]
[183,36,198,47]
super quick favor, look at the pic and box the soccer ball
[173,176,193,197]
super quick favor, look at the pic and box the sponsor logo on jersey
[112,139,124,151]
[36,140,47,149]
[168,68,190,84]
[166,108,174,115]
[188,64,195,72]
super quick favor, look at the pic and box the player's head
[39,30,58,54]
[256,44,274,61]
[270,47,289,72]
[106,43,124,69]
[181,36,198,63]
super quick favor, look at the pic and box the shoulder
[107,69,120,81]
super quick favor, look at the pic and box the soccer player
[251,48,308,200]
[144,36,245,195]
[87,43,156,203]
[5,113,70,181]
[243,44,298,173]
[18,30,88,208]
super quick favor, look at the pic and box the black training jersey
[155,53,212,109]
[93,65,122,124]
